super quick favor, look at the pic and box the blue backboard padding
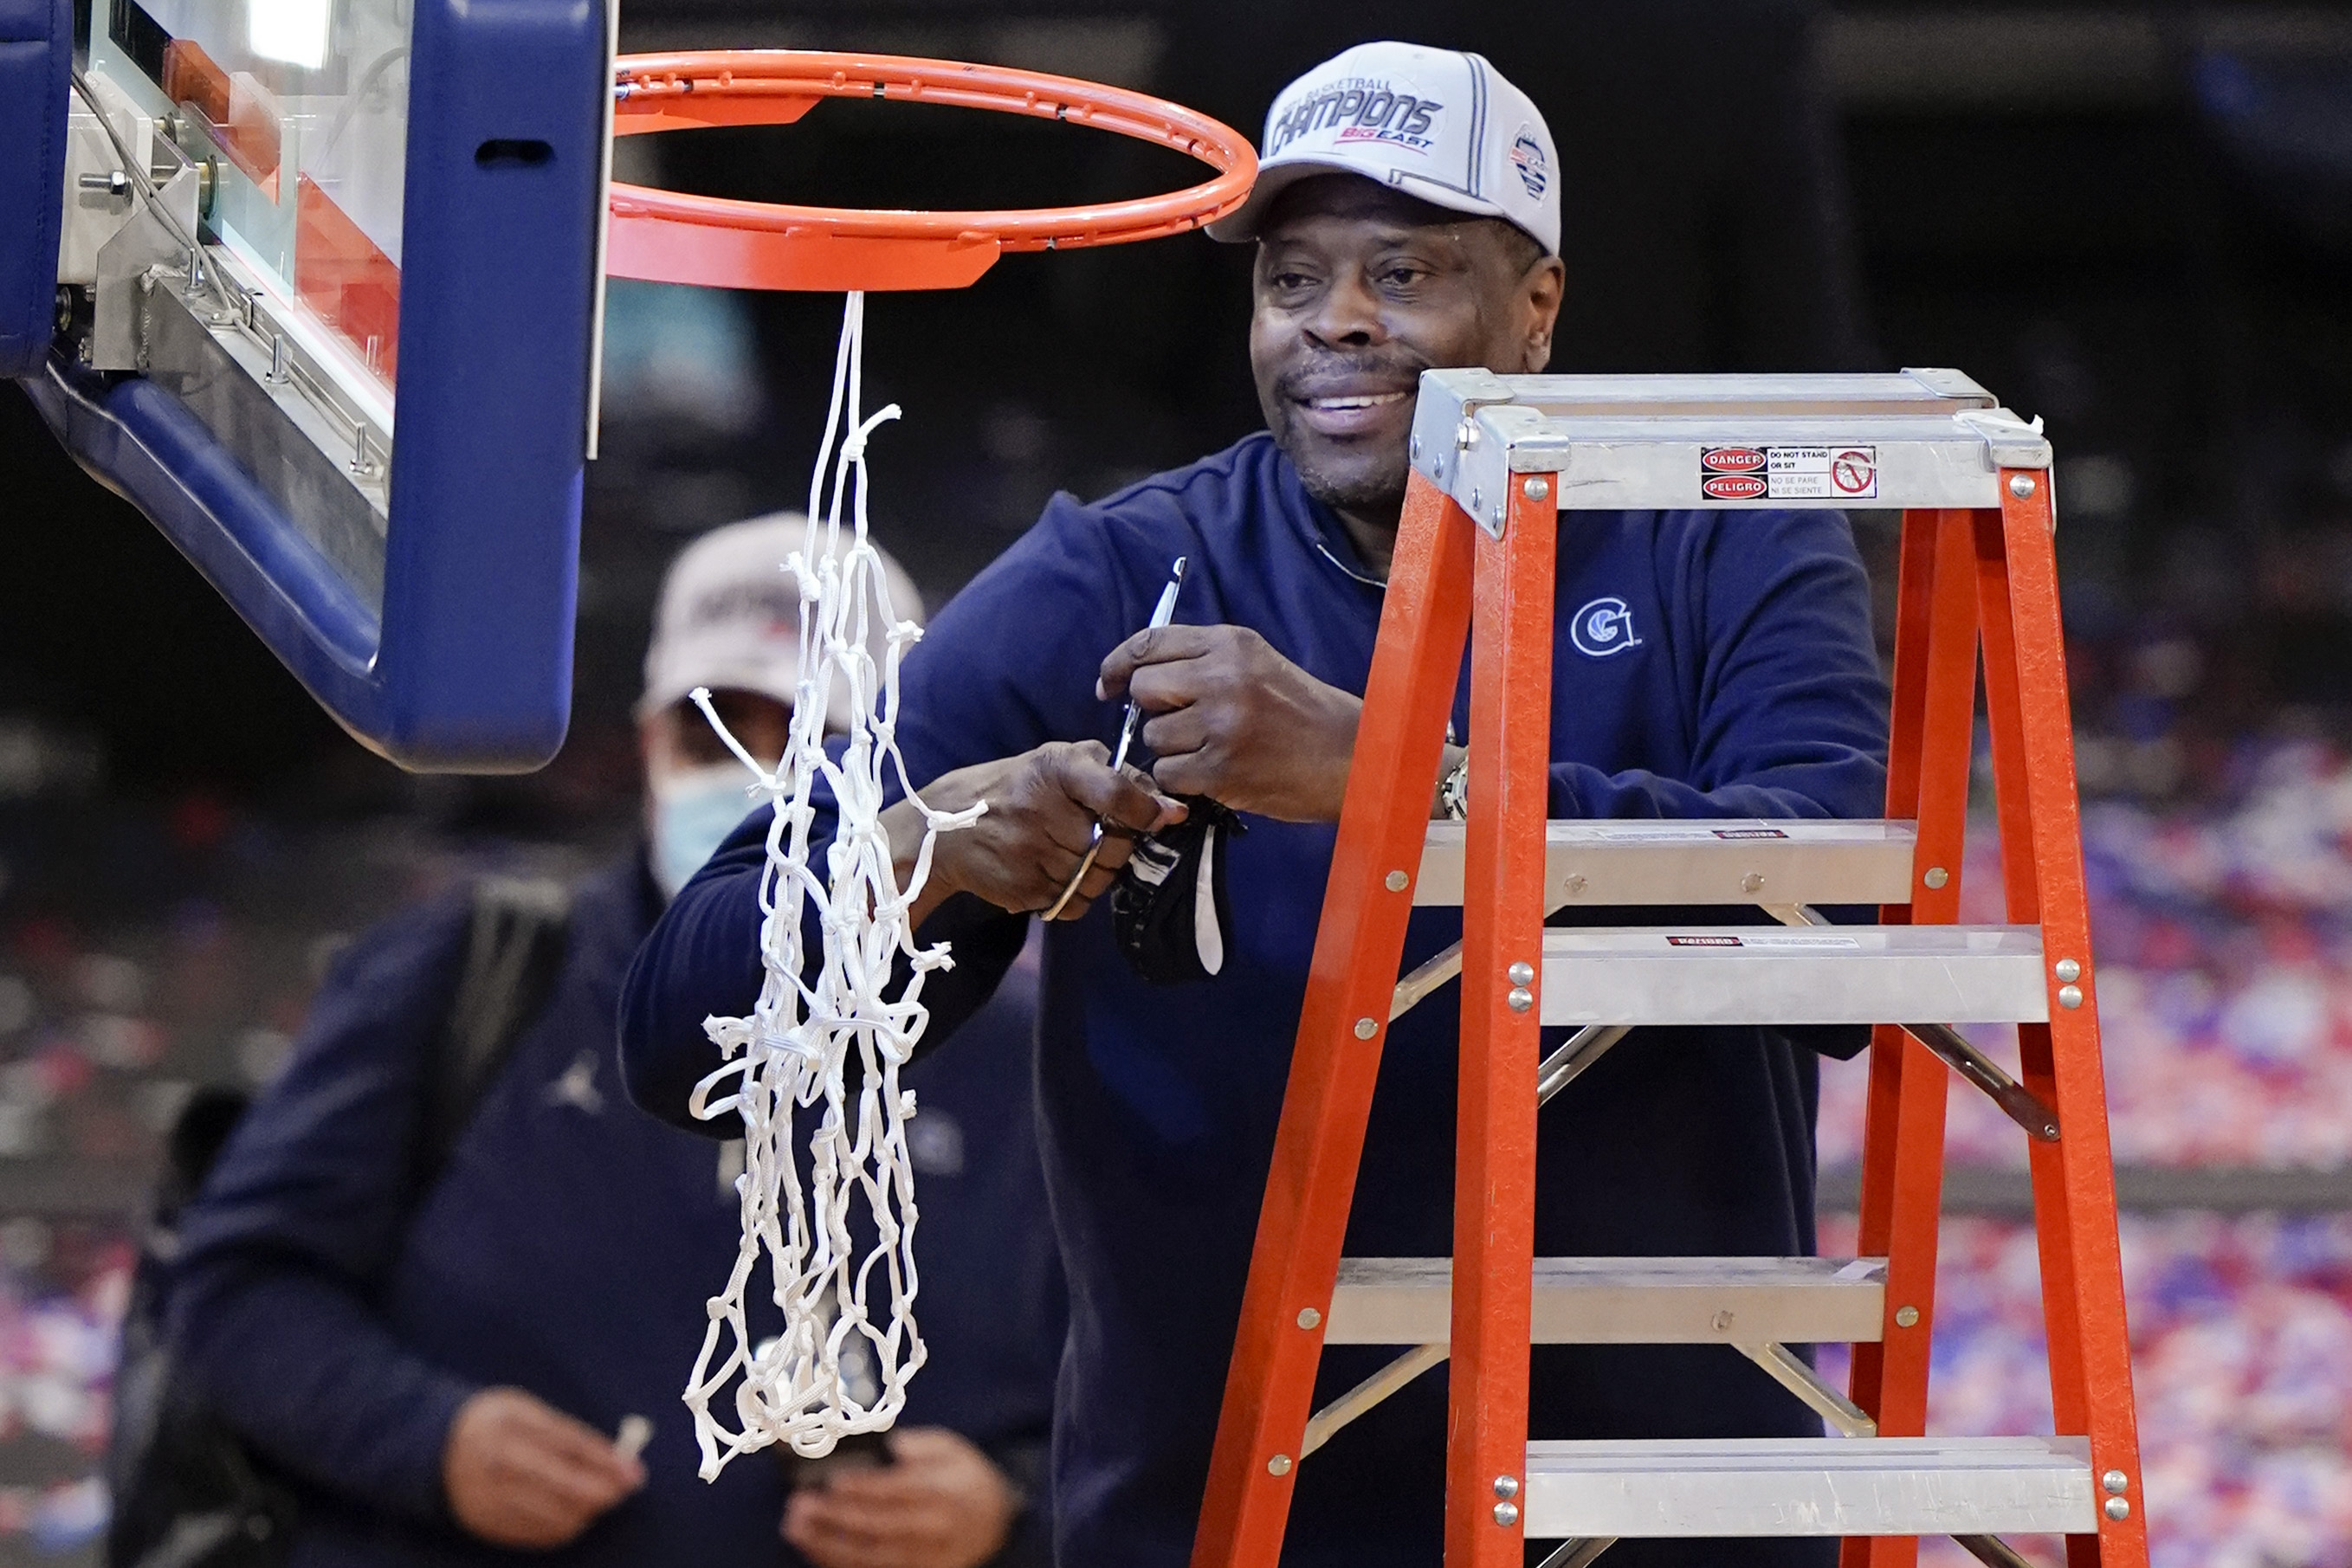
[10,0,604,772]
[23,358,384,683]
[0,0,69,377]
[24,349,579,772]
[374,0,604,771]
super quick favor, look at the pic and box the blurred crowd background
[5,1,2352,1564]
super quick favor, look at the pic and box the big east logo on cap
[1207,42,1562,258]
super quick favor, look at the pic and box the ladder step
[1521,1436,2097,1539]
[1327,1257,1887,1346]
[1415,818,1918,910]
[1539,925,2047,1027]
[1462,368,1997,418]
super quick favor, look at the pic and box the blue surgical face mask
[649,764,759,899]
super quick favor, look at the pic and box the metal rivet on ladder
[2055,958,2082,983]
[1354,1017,1378,1039]
[1385,869,1410,892]
[1741,871,1764,893]
[2058,984,2084,1010]
[1507,987,1534,1013]
[2104,1497,2130,1522]
[1508,961,1535,985]
[1296,1307,1321,1330]
[1522,476,1550,501]
[1268,1454,1292,1476]
[1894,1305,1921,1328]
[1564,873,1586,895]
[1410,434,1421,459]
[2008,474,2037,498]
[2102,1469,2129,1495]
[1470,486,1483,512]
[1493,1475,1520,1500]
[1923,866,1949,890]
[1710,1310,1735,1332]
[1493,1502,1520,1527]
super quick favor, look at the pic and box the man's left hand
[781,1428,1019,1568]
[1098,624,1360,821]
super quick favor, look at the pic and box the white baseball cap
[1206,42,1560,255]
[639,513,923,726]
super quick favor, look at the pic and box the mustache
[1276,349,1435,402]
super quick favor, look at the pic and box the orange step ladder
[1188,370,2148,1568]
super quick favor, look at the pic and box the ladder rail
[1444,469,1557,1567]
[1845,507,1980,1568]
[1187,468,1478,1568]
[1978,480,2148,1562]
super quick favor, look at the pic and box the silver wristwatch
[1438,754,1470,822]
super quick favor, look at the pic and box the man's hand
[888,740,1185,925]
[1097,624,1362,822]
[443,1387,643,1550]
[782,1428,1019,1568]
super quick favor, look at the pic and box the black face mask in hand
[1110,797,1247,984]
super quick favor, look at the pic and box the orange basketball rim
[607,51,1260,293]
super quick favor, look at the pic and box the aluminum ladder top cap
[1409,367,2052,526]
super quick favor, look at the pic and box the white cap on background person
[639,514,923,898]
[1206,41,1561,256]
[638,513,923,729]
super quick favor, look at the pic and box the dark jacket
[620,433,1891,1568]
[170,854,1063,1568]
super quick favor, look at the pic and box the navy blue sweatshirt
[621,433,1890,1568]
[171,854,1063,1568]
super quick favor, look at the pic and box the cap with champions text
[1205,42,1560,255]
[639,513,922,728]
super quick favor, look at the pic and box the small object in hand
[1113,797,1245,984]
[785,1429,895,1491]
[615,1415,653,1462]
[1045,555,1189,920]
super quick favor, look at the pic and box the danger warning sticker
[1701,445,1878,501]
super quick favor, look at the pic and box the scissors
[1043,557,1188,921]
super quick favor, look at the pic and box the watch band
[1438,755,1470,822]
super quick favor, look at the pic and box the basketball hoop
[608,50,1259,292]
[642,49,1253,1478]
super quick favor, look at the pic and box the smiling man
[622,42,1890,1568]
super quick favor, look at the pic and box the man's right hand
[443,1387,644,1550]
[889,740,1186,926]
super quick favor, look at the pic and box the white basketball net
[681,292,983,1479]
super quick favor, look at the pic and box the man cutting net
[623,42,1888,1568]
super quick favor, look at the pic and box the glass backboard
[95,0,411,384]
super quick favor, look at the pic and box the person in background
[164,515,1063,1568]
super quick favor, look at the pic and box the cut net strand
[680,292,983,1479]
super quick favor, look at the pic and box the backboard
[1,0,608,771]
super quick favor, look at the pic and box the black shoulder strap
[417,877,573,1185]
